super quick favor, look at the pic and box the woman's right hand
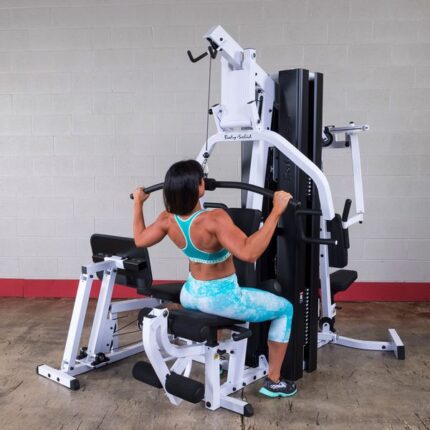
[133,188,150,205]
[272,191,292,216]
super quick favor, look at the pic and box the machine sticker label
[224,133,252,141]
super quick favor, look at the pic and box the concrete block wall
[0,0,429,282]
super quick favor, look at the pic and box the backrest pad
[226,208,262,287]
[90,233,153,294]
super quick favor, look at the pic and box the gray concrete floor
[0,298,429,430]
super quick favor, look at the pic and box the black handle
[342,199,352,222]
[205,179,301,208]
[295,210,338,246]
[203,202,229,210]
[131,178,300,208]
[187,50,208,63]
[231,326,252,342]
[129,182,163,199]
[213,180,275,199]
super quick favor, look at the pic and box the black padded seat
[330,269,358,300]
[168,308,243,343]
[149,282,183,302]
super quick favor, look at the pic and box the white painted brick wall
[0,0,428,282]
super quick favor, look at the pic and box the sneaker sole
[259,386,297,398]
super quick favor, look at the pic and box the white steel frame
[37,256,160,389]
[324,123,369,228]
[200,26,335,219]
[142,308,268,415]
[197,26,404,358]
[318,124,403,357]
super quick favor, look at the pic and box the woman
[132,159,296,398]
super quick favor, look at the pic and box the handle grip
[342,199,352,222]
[203,179,301,208]
[296,209,338,246]
[203,202,229,210]
[187,50,208,63]
[129,183,163,200]
[231,326,252,341]
[130,178,301,209]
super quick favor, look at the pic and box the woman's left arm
[133,188,168,248]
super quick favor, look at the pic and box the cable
[202,51,213,177]
[113,318,138,334]
[113,330,140,337]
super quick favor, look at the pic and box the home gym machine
[38,24,404,416]
[131,25,404,415]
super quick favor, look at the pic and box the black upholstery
[91,234,153,294]
[168,308,242,343]
[149,282,182,302]
[258,279,283,296]
[90,233,181,301]
[325,214,356,301]
[132,361,162,388]
[226,208,262,287]
[327,214,350,268]
[330,269,358,301]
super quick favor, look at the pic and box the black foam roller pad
[132,361,162,389]
[165,372,204,403]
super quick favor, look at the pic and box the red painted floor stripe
[0,278,429,301]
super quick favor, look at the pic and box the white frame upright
[37,256,160,389]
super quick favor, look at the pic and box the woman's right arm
[133,188,168,248]
[212,191,292,263]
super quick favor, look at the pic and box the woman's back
[163,209,236,281]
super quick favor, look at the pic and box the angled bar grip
[231,326,252,341]
[187,50,208,63]
[296,209,338,246]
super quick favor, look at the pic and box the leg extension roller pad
[165,372,205,404]
[132,361,162,389]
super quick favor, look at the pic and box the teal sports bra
[174,210,231,264]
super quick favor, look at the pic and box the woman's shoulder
[202,208,230,224]
[157,210,174,228]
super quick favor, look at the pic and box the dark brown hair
[163,160,203,215]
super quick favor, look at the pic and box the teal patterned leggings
[180,273,293,343]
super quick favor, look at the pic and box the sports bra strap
[174,210,231,264]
